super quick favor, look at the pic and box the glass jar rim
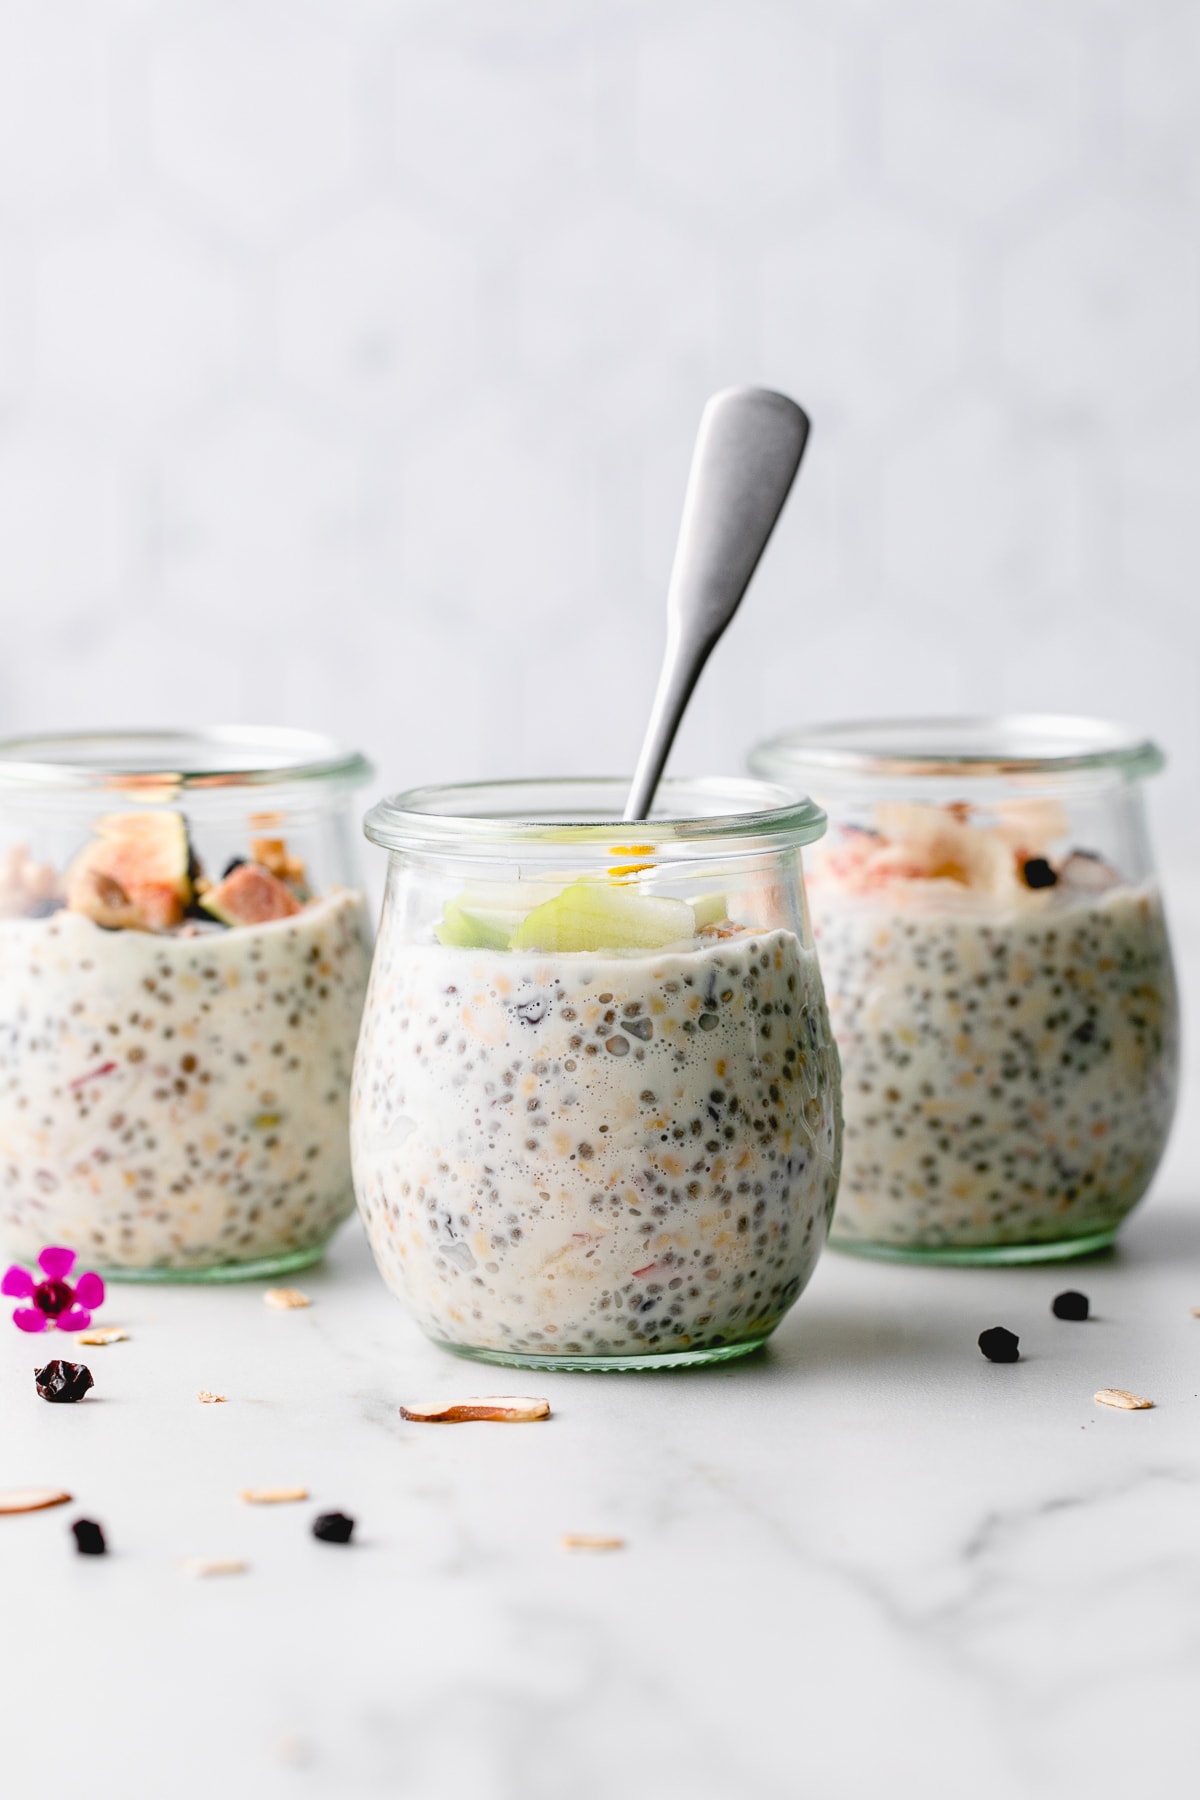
[364,776,826,857]
[0,727,373,794]
[749,714,1165,783]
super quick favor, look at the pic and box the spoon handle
[623,387,810,823]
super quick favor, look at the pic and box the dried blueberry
[978,1327,1020,1363]
[1052,1290,1089,1321]
[35,1359,94,1403]
[312,1511,355,1544]
[1021,857,1058,890]
[71,1518,106,1555]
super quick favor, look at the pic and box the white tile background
[0,0,1197,869]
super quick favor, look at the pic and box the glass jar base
[93,1244,327,1285]
[432,1333,772,1373]
[828,1226,1119,1267]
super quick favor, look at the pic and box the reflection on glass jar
[351,778,842,1371]
[750,716,1180,1264]
[0,729,373,1280]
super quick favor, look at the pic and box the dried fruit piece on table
[0,1487,72,1515]
[1094,1388,1154,1410]
[76,1326,127,1346]
[312,1512,355,1544]
[1052,1291,1090,1321]
[197,1391,227,1404]
[977,1327,1020,1363]
[72,1518,106,1556]
[35,1359,94,1403]
[400,1396,551,1424]
[182,1557,247,1578]
[3,1245,106,1334]
[240,1487,309,1504]
[561,1533,625,1552]
[263,1288,311,1310]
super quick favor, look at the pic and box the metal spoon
[623,386,810,823]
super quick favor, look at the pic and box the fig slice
[202,862,302,926]
[66,811,192,931]
[0,1487,73,1515]
[400,1396,551,1424]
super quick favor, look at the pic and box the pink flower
[2,1247,105,1334]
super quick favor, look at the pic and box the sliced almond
[0,1487,73,1515]
[182,1557,248,1578]
[198,1391,227,1404]
[400,1396,551,1424]
[1094,1388,1154,1410]
[240,1486,309,1504]
[1191,1307,1200,1319]
[263,1288,311,1310]
[561,1533,625,1552]
[76,1325,129,1346]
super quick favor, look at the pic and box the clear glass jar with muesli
[750,716,1180,1264]
[0,729,373,1280]
[351,777,842,1370]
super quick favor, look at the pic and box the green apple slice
[434,899,525,950]
[508,881,695,953]
[691,892,729,929]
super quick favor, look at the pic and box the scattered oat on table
[197,1390,227,1404]
[400,1396,551,1424]
[240,1486,309,1504]
[182,1557,248,1578]
[76,1325,129,1346]
[1094,1388,1154,1410]
[263,1288,310,1310]
[0,1487,72,1515]
[561,1533,625,1552]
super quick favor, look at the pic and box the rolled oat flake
[1094,1388,1154,1410]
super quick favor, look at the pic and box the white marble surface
[4,1160,1198,1796]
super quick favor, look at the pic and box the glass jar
[0,728,373,1280]
[750,716,1180,1264]
[351,777,842,1371]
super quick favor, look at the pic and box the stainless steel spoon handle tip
[623,386,810,823]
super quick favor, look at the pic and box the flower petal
[37,1247,77,1281]
[73,1272,105,1309]
[1,1266,35,1299]
[56,1308,91,1333]
[13,1308,47,1333]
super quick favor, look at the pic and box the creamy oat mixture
[0,892,371,1270]
[352,917,841,1360]
[0,814,370,1272]
[808,804,1178,1250]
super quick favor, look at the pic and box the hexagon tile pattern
[0,0,1196,871]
